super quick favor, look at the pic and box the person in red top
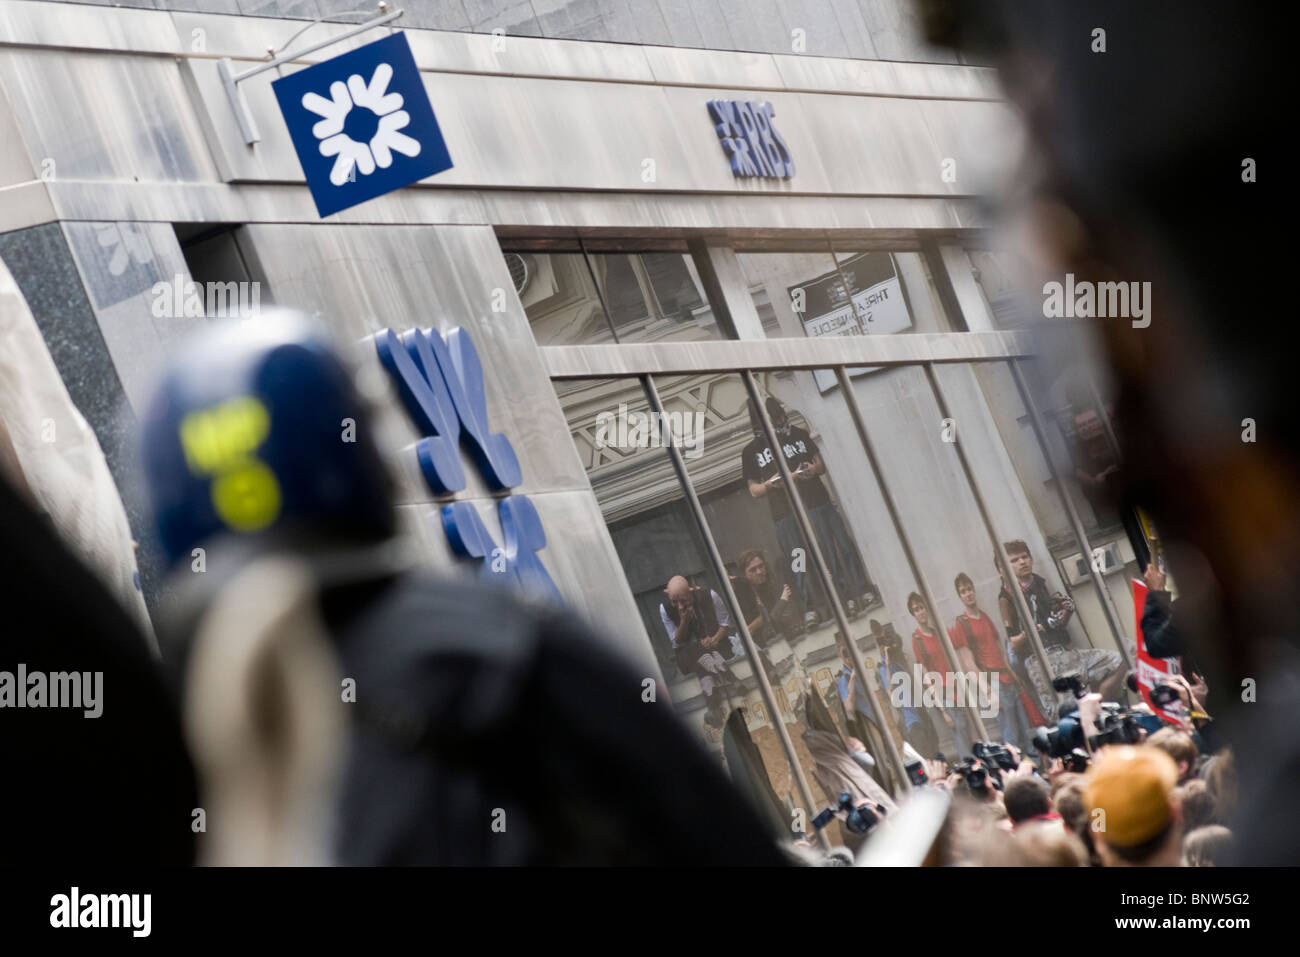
[907,591,974,758]
[950,572,1034,753]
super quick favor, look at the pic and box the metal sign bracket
[218,4,404,145]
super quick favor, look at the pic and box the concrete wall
[28,0,964,63]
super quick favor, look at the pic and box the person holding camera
[659,575,734,728]
[871,618,938,759]
[733,547,797,667]
[997,540,1124,711]
[803,726,897,849]
[741,396,877,628]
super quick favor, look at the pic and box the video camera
[811,792,885,836]
[973,741,1017,774]
[949,757,996,795]
[1053,671,1087,706]
[1064,748,1090,773]
[1032,672,1146,756]
[905,759,928,787]
[947,742,1018,795]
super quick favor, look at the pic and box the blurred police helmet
[140,311,395,567]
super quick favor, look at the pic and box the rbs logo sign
[706,99,795,180]
[376,326,562,604]
[274,32,454,218]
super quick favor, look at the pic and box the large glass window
[735,242,953,360]
[968,248,1033,328]
[519,233,1138,826]
[659,371,916,812]
[502,245,615,346]
[962,357,1139,670]
[553,371,914,848]
[505,242,722,346]
[961,243,1137,672]
[553,374,821,840]
[742,361,1035,762]
[588,251,721,343]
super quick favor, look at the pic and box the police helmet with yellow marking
[140,312,395,565]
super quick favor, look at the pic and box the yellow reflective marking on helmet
[211,459,281,532]
[179,397,271,475]
[177,396,282,533]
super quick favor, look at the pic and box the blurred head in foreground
[139,315,787,865]
[923,0,1288,863]
[1086,745,1180,866]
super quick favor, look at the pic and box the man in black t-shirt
[741,396,875,627]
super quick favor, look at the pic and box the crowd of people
[813,561,1229,864]
[653,478,1231,866]
[925,730,1236,868]
[658,533,1129,754]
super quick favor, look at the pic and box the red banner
[1133,577,1181,725]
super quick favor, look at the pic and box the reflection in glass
[504,250,615,346]
[963,354,1142,678]
[739,392,878,623]
[819,252,914,338]
[745,359,1055,761]
[740,366,976,769]
[736,248,950,371]
[661,372,904,837]
[587,252,721,343]
[969,248,1032,328]
[552,377,758,746]
[735,250,839,340]
[556,372,909,843]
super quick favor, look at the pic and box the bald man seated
[659,576,734,728]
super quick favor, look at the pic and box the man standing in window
[741,395,876,629]
[659,575,734,728]
[950,571,1033,753]
[909,591,974,759]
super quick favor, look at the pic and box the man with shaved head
[659,575,734,728]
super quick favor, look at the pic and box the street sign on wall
[273,32,453,218]
[788,252,913,392]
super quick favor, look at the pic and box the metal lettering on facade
[376,326,561,604]
[706,99,795,179]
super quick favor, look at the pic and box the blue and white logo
[273,32,453,218]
